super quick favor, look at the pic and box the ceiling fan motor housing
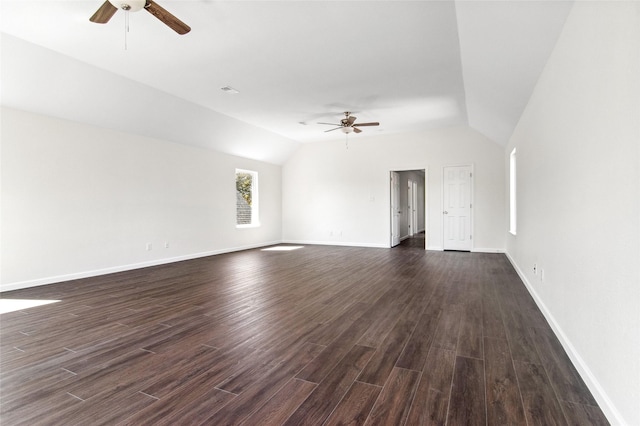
[109,0,146,12]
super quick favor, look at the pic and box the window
[509,148,517,235]
[236,169,259,227]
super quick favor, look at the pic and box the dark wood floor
[1,241,608,425]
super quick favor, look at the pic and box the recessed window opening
[236,169,260,228]
[509,148,517,235]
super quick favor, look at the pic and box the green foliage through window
[236,173,252,206]
[236,169,258,227]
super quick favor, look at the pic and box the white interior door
[407,180,418,237]
[391,172,401,247]
[443,165,472,251]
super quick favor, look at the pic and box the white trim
[427,245,444,251]
[505,251,626,426]
[0,241,281,293]
[281,240,388,249]
[470,247,505,253]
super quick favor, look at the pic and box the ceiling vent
[221,86,240,94]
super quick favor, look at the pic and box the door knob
[443,211,448,214]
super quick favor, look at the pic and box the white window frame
[236,169,260,228]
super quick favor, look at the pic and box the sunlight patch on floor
[0,299,61,314]
[261,245,304,252]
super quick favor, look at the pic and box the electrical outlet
[533,263,537,275]
[146,243,152,251]
[541,269,545,281]
[164,242,170,249]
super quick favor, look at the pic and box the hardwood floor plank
[305,301,370,346]
[484,337,526,425]
[481,283,507,340]
[295,289,400,384]
[514,361,568,425]
[64,348,157,400]
[140,343,256,399]
[357,318,416,386]
[356,292,411,348]
[119,374,235,425]
[430,304,463,352]
[28,384,157,426]
[364,367,420,425]
[203,342,324,425]
[561,400,610,426]
[456,298,483,359]
[323,381,382,426]
[405,348,456,426]
[447,356,486,425]
[283,345,375,426]
[241,378,317,426]
[501,300,543,365]
[395,303,441,371]
[0,391,83,425]
[0,367,76,412]
[529,326,598,406]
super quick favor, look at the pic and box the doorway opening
[390,169,427,250]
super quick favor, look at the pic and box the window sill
[236,223,261,229]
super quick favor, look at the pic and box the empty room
[1,1,638,425]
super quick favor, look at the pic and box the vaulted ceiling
[1,0,574,163]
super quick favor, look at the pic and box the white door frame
[390,171,401,247]
[441,164,474,251]
[411,180,418,235]
[408,180,414,237]
[389,168,428,249]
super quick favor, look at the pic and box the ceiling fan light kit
[109,0,145,12]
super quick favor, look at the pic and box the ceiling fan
[90,0,191,35]
[319,112,380,134]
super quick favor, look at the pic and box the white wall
[1,107,282,291]
[506,2,640,424]
[282,126,505,251]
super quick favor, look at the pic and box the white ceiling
[1,0,574,162]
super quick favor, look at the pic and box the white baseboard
[281,240,388,249]
[471,247,505,253]
[504,251,626,426]
[1,241,282,293]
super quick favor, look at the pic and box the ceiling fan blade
[324,127,342,133]
[318,122,340,126]
[144,0,191,34]
[353,127,362,134]
[347,115,357,125]
[353,122,380,127]
[90,0,118,23]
